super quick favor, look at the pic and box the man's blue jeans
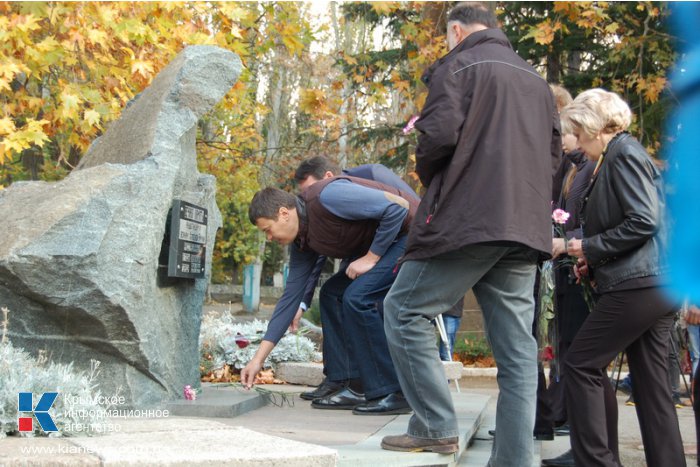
[384,244,538,466]
[318,236,405,399]
[688,324,700,375]
[439,315,461,361]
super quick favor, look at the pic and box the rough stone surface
[443,361,464,380]
[275,362,325,386]
[0,46,242,407]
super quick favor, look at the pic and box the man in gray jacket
[381,3,560,464]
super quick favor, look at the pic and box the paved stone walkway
[1,378,697,466]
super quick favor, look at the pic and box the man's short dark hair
[248,188,297,224]
[294,156,340,182]
[448,2,498,29]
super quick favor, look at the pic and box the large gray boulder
[0,46,241,406]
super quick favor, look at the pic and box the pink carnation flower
[402,115,419,135]
[183,385,197,401]
[552,209,570,225]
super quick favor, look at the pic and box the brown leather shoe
[380,433,459,454]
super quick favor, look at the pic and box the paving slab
[333,392,490,467]
[215,388,393,447]
[167,383,266,418]
[69,425,336,466]
[0,437,101,466]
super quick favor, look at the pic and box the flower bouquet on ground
[199,314,321,383]
[196,313,322,407]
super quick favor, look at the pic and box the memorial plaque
[168,200,207,278]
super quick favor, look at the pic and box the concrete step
[334,392,490,467]
[277,361,465,386]
[457,409,542,467]
[166,383,267,418]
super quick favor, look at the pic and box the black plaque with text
[168,200,207,279]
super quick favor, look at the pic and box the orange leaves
[35,35,60,53]
[548,2,611,33]
[0,119,49,164]
[59,89,81,120]
[281,34,305,57]
[636,76,667,104]
[86,28,109,49]
[275,21,306,57]
[341,51,358,66]
[394,79,411,94]
[299,88,328,115]
[371,2,399,15]
[0,118,15,136]
[131,59,155,80]
[522,18,562,46]
[0,60,26,91]
[552,2,580,21]
[11,12,41,33]
[83,109,101,127]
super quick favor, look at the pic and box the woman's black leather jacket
[581,132,667,293]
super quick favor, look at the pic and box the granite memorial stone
[0,46,241,406]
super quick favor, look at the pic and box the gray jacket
[581,132,667,292]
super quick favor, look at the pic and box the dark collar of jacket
[566,149,588,168]
[421,28,513,85]
[583,132,630,199]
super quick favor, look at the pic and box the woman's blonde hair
[550,84,573,112]
[560,88,632,137]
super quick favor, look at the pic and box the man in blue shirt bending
[241,174,417,415]
[290,157,420,402]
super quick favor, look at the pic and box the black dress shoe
[553,423,570,436]
[352,392,412,415]
[300,379,347,401]
[542,449,575,466]
[311,386,365,410]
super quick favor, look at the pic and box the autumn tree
[0,1,317,283]
[296,2,451,191]
[330,0,675,177]
[502,1,676,149]
[0,1,678,284]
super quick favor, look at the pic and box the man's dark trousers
[318,236,405,399]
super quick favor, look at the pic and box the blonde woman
[559,89,685,467]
